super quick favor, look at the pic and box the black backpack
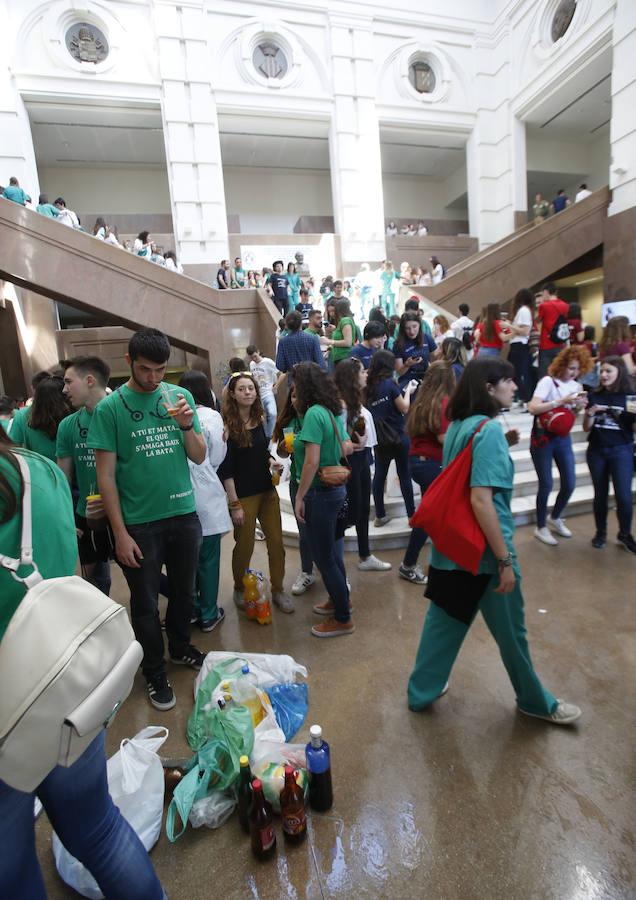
[549,314,570,345]
[461,326,472,351]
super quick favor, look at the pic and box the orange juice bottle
[255,574,272,625]
[242,570,259,620]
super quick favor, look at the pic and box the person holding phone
[394,312,438,390]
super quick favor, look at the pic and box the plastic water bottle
[305,724,333,812]
[241,664,258,686]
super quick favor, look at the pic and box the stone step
[280,482,633,552]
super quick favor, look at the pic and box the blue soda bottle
[305,724,333,811]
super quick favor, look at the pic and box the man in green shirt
[57,356,112,594]
[532,193,550,224]
[36,192,60,218]
[87,328,207,711]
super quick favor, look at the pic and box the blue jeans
[0,732,164,900]
[530,434,576,527]
[530,434,576,528]
[289,479,313,575]
[304,485,350,623]
[121,512,202,678]
[373,433,415,519]
[587,442,634,536]
[477,346,500,357]
[261,393,277,441]
[403,457,442,567]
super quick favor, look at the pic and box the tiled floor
[35,512,635,899]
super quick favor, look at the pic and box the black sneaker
[200,608,225,633]
[591,533,606,549]
[398,564,428,585]
[146,673,176,710]
[616,533,636,554]
[169,645,206,670]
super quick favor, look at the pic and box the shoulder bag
[409,419,488,575]
[317,409,351,486]
[537,379,575,437]
[0,453,142,792]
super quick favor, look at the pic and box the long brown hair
[0,428,22,522]
[334,358,363,430]
[483,302,501,343]
[28,377,69,441]
[406,361,456,436]
[599,316,630,356]
[222,373,264,447]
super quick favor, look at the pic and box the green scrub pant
[407,576,557,717]
[194,534,221,620]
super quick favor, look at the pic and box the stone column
[608,0,636,218]
[0,65,40,201]
[467,36,527,248]
[328,13,386,268]
[152,0,229,284]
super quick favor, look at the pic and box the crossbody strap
[325,409,352,470]
[0,453,42,587]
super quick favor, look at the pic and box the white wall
[38,167,171,215]
[223,166,333,233]
[382,173,468,222]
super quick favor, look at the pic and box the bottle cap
[309,724,322,740]
[241,665,249,675]
[252,778,262,791]
[284,765,294,776]
[239,755,249,767]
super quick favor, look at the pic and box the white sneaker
[272,591,294,613]
[520,700,581,725]
[358,555,392,571]
[255,526,265,541]
[547,515,572,538]
[291,572,316,595]
[534,526,558,546]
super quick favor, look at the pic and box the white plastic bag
[249,742,309,813]
[188,787,236,829]
[194,651,308,696]
[52,726,168,900]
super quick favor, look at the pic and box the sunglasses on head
[229,371,252,380]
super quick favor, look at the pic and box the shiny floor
[36,512,635,899]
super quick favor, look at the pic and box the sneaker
[398,564,428,585]
[313,598,354,615]
[255,526,265,541]
[520,699,581,725]
[272,591,294,613]
[591,533,606,549]
[374,515,391,528]
[291,572,316,595]
[358,554,392,571]
[233,588,245,610]
[547,515,572,538]
[438,681,449,698]
[311,617,356,638]
[200,608,225,632]
[146,673,176,710]
[616,533,636,554]
[534,526,558,546]
[169,645,206,670]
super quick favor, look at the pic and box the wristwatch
[497,554,513,567]
[179,424,193,431]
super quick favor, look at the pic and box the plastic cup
[283,429,295,452]
[271,470,280,486]
[161,386,179,416]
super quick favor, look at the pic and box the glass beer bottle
[280,765,307,844]
[237,755,253,834]
[249,779,276,860]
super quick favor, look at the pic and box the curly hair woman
[217,372,290,612]
[292,362,354,637]
[334,358,391,573]
[528,345,592,545]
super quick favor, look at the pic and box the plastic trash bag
[194,651,308,696]
[52,726,168,899]
[167,707,253,841]
[267,683,309,741]
[187,658,247,750]
[249,742,309,814]
[188,787,236,829]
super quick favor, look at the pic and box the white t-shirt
[533,376,580,405]
[510,306,533,344]
[340,406,377,451]
[57,208,79,228]
[250,357,278,399]
[451,315,474,340]
[575,188,592,203]
[431,264,444,285]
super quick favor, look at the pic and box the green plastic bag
[166,706,254,841]
[186,657,247,751]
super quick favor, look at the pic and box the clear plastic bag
[188,788,236,829]
[52,726,168,899]
[249,741,309,814]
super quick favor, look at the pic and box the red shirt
[475,319,505,350]
[567,318,583,344]
[537,298,569,349]
[409,398,450,462]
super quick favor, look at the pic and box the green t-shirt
[294,405,348,490]
[8,406,29,445]
[56,406,100,516]
[1,420,10,433]
[430,415,518,576]
[331,317,356,362]
[22,411,59,461]
[0,452,77,643]
[287,413,304,484]
[86,382,201,525]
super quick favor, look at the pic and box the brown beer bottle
[280,765,307,844]
[249,779,276,860]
